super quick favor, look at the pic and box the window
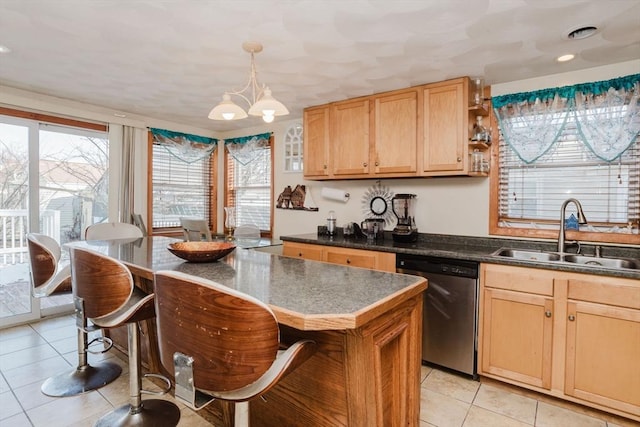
[225,135,273,236]
[283,123,303,172]
[492,100,640,245]
[150,130,217,230]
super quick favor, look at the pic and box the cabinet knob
[545,310,552,318]
[323,165,327,169]
[298,252,302,257]
[568,314,576,321]
[363,162,368,167]
[457,157,462,162]
[346,258,351,264]
[375,161,379,166]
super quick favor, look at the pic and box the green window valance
[149,127,218,163]
[492,73,640,163]
[224,132,272,165]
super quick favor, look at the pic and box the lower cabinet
[282,241,396,272]
[479,263,640,422]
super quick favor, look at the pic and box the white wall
[3,59,638,239]
[264,60,640,239]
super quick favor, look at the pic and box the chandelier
[208,42,289,123]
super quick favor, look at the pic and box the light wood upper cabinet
[303,105,330,178]
[330,98,370,177]
[371,89,419,176]
[421,78,466,175]
[302,76,489,180]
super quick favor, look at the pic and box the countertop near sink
[280,232,640,280]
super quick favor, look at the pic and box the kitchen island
[68,237,427,426]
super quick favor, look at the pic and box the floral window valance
[492,73,640,163]
[224,132,272,165]
[150,127,218,164]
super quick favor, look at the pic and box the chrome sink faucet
[558,198,588,253]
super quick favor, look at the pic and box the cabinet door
[303,106,330,178]
[330,98,370,176]
[372,89,418,175]
[282,242,323,261]
[422,81,465,174]
[565,300,640,417]
[481,288,553,389]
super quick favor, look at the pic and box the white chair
[234,224,261,247]
[180,218,212,241]
[131,213,147,236]
[85,222,143,240]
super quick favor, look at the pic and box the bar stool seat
[154,270,316,427]
[27,233,122,397]
[70,247,180,427]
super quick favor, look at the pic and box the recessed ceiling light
[113,113,127,118]
[557,54,575,62]
[0,45,11,54]
[566,26,598,40]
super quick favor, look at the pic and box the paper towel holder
[321,187,350,203]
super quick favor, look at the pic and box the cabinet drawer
[282,242,323,261]
[324,248,377,269]
[482,264,554,296]
[568,277,640,310]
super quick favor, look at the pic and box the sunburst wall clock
[361,181,395,227]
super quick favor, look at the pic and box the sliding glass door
[0,116,108,327]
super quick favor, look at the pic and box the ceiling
[1,0,639,132]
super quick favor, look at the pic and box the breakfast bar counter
[68,236,427,426]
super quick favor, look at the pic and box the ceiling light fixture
[208,42,288,123]
[557,54,575,62]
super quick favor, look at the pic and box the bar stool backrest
[84,222,143,240]
[27,233,70,294]
[70,247,134,319]
[27,234,59,288]
[155,271,279,392]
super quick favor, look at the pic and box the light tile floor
[1,314,637,427]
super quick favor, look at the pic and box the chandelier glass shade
[208,42,289,123]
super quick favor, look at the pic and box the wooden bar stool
[27,233,122,397]
[70,247,180,427]
[154,270,317,427]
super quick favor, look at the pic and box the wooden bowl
[167,241,236,263]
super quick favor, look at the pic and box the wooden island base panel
[67,237,427,426]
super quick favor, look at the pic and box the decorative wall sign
[276,185,318,211]
[361,181,395,226]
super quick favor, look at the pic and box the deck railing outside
[0,210,60,265]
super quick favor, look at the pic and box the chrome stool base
[41,361,122,397]
[94,399,181,427]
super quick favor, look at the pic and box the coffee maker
[392,194,418,242]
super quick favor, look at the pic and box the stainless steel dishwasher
[396,254,479,378]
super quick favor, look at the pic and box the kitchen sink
[492,248,561,262]
[492,247,640,270]
[563,255,640,270]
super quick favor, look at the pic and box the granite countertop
[280,232,640,280]
[68,237,426,331]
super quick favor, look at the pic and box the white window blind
[498,122,640,233]
[152,144,212,228]
[226,145,271,233]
